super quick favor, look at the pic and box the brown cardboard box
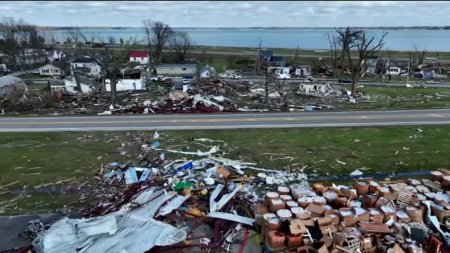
[286,234,303,248]
[362,195,378,208]
[306,204,325,216]
[353,182,369,195]
[354,207,370,222]
[289,219,307,235]
[318,217,333,226]
[329,214,340,225]
[431,204,450,223]
[301,219,315,227]
[270,198,286,213]
[406,206,423,222]
[340,188,358,200]
[369,208,384,224]
[359,222,391,233]
[266,230,286,249]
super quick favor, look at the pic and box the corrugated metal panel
[0,75,23,88]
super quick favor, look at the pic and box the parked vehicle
[182,75,194,84]
[151,76,167,82]
[229,74,241,79]
[338,79,352,83]
[276,73,291,79]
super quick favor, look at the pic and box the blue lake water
[42,27,450,52]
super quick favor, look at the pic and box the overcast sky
[2,1,450,27]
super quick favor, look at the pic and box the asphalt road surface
[2,109,450,132]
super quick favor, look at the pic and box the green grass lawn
[0,126,449,214]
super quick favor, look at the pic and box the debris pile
[13,131,450,253]
[20,131,306,252]
[255,173,450,252]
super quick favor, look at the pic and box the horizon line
[37,25,450,29]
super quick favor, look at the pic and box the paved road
[2,109,450,132]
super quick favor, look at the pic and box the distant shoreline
[38,26,450,30]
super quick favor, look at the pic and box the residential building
[269,56,285,67]
[63,76,95,94]
[365,57,379,75]
[0,75,28,99]
[70,57,102,78]
[259,50,273,64]
[105,77,147,92]
[128,51,150,65]
[155,64,197,76]
[294,65,312,77]
[298,83,336,96]
[38,64,64,77]
[199,65,216,79]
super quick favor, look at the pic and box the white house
[63,76,94,94]
[128,51,150,65]
[294,65,312,77]
[105,77,146,92]
[155,64,197,76]
[298,83,337,96]
[38,64,64,77]
[70,57,102,78]
[199,65,216,79]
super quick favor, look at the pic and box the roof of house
[200,65,214,73]
[38,64,62,70]
[156,64,197,68]
[129,51,149,58]
[0,75,23,88]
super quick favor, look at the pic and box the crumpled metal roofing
[32,194,187,253]
[0,75,23,88]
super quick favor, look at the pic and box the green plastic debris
[174,181,194,191]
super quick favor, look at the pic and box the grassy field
[1,126,449,214]
[338,86,450,110]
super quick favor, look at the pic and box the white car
[276,73,291,80]
[230,74,241,79]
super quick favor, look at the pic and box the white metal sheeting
[33,193,187,253]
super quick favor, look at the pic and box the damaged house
[70,57,102,78]
[63,76,95,94]
[298,83,340,97]
[105,76,147,92]
[293,65,312,77]
[269,56,286,67]
[155,64,197,76]
[199,65,216,79]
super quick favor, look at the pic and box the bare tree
[0,17,45,69]
[327,33,340,75]
[68,29,135,102]
[143,20,173,64]
[335,27,364,74]
[337,28,388,95]
[291,45,300,66]
[414,46,428,65]
[169,31,191,62]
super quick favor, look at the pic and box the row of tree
[0,17,46,68]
